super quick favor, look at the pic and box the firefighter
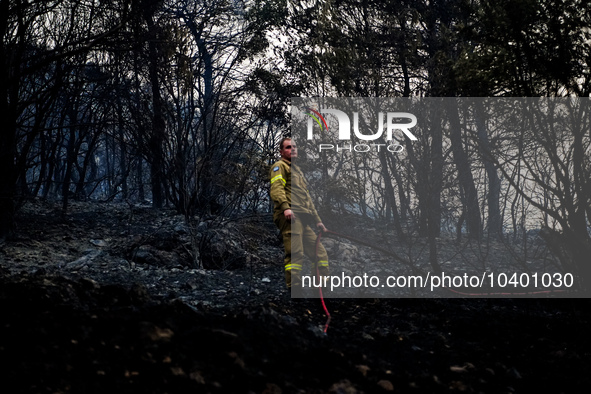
[269,137,329,291]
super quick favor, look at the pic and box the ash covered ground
[1,200,590,393]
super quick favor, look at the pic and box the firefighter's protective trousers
[270,159,329,288]
[274,213,329,288]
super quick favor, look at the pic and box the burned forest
[1,1,591,393]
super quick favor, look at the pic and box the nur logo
[304,108,418,141]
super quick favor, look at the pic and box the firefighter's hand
[317,222,327,232]
[284,209,294,221]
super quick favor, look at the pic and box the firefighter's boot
[285,269,303,297]
[316,265,330,289]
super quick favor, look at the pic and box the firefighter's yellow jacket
[269,158,322,225]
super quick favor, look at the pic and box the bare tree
[0,0,133,238]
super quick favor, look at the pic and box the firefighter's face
[280,139,297,161]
